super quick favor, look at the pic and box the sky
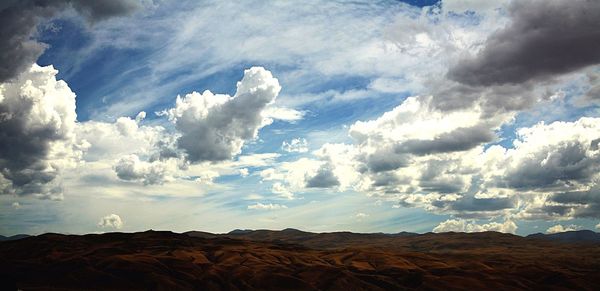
[1,0,600,236]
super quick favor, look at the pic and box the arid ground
[1,229,599,290]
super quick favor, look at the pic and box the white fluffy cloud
[77,67,288,187]
[263,91,600,222]
[484,118,600,220]
[546,224,581,234]
[262,106,304,123]
[164,67,281,163]
[271,182,294,200]
[0,64,292,199]
[98,213,124,229]
[281,138,308,153]
[433,218,518,234]
[0,64,84,200]
[75,112,186,186]
[488,118,600,191]
[76,116,172,162]
[113,154,178,185]
[261,96,492,201]
[247,202,287,210]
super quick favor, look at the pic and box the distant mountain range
[191,228,600,246]
[527,230,600,243]
[0,234,29,242]
[3,229,600,243]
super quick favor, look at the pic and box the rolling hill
[0,230,599,290]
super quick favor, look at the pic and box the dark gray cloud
[71,0,140,23]
[417,159,466,194]
[582,71,600,101]
[397,125,494,156]
[0,0,140,82]
[448,0,600,86]
[305,164,340,188]
[0,104,61,193]
[370,172,401,187]
[420,180,464,194]
[0,64,78,199]
[425,76,540,116]
[363,148,409,173]
[551,190,600,205]
[548,188,600,218]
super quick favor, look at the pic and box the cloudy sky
[2,0,600,236]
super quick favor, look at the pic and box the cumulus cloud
[0,65,285,192]
[305,163,340,188]
[74,112,187,186]
[479,118,600,217]
[505,120,600,190]
[76,115,169,162]
[247,202,287,210]
[448,0,600,86]
[282,138,308,153]
[361,147,409,173]
[113,154,177,185]
[271,182,294,200]
[262,96,492,202]
[546,224,581,234]
[346,96,490,196]
[0,64,84,199]
[433,218,517,234]
[449,118,600,220]
[0,0,140,83]
[348,96,489,150]
[396,125,495,156]
[164,67,281,163]
[75,68,287,187]
[98,213,124,229]
[263,88,600,222]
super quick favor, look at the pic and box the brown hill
[1,230,599,290]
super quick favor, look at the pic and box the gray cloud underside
[448,0,600,86]
[504,141,598,190]
[0,0,139,82]
[549,187,600,218]
[397,125,495,156]
[305,164,340,188]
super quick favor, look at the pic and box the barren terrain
[1,230,599,290]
